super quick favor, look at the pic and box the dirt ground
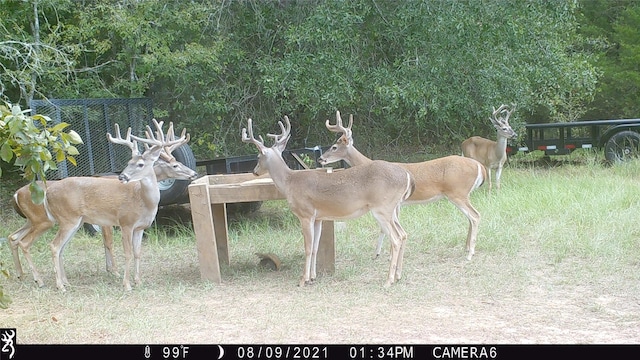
[3,203,640,346]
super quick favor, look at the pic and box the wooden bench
[187,172,336,283]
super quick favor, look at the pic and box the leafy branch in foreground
[0,101,83,204]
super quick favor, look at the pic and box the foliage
[0,102,83,203]
[0,0,609,158]
[0,0,78,104]
[578,0,640,120]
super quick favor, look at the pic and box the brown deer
[242,115,415,286]
[462,104,517,190]
[9,121,197,282]
[318,111,486,260]
[8,119,189,291]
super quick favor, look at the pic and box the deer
[8,119,189,291]
[461,104,517,190]
[242,115,415,287]
[9,121,197,284]
[318,111,487,261]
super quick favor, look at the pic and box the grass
[1,152,640,343]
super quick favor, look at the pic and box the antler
[142,120,190,161]
[266,116,291,151]
[325,111,353,140]
[490,104,516,125]
[107,123,139,156]
[164,122,190,154]
[242,118,266,149]
[130,118,187,151]
[243,116,291,153]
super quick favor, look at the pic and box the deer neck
[494,134,508,159]
[263,150,294,191]
[135,171,161,209]
[346,145,373,166]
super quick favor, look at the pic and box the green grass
[1,155,640,343]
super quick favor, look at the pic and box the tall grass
[1,155,639,343]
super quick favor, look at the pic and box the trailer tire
[158,144,197,206]
[604,130,640,163]
[83,223,102,236]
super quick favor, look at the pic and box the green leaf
[67,130,84,144]
[56,150,66,162]
[67,155,77,166]
[66,145,80,156]
[0,141,14,162]
[29,181,45,205]
[50,122,70,133]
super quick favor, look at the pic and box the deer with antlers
[318,111,487,260]
[8,119,190,291]
[9,120,197,283]
[462,104,517,190]
[242,115,415,287]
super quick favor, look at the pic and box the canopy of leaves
[0,0,612,159]
[578,0,640,120]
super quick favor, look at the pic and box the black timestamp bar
[10,344,640,359]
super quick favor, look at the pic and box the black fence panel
[30,98,154,179]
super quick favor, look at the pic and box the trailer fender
[599,124,640,148]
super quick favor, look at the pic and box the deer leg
[450,197,481,260]
[131,229,145,287]
[102,226,120,276]
[372,211,400,287]
[50,220,82,291]
[487,168,493,191]
[392,206,407,281]
[309,220,323,282]
[121,227,134,291]
[9,220,52,287]
[8,223,33,281]
[494,165,503,190]
[298,218,315,287]
[375,232,386,259]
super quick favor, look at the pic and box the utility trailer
[506,119,640,163]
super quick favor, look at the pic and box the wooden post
[188,182,222,283]
[211,203,230,265]
[316,220,335,274]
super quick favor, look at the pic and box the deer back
[397,155,485,202]
[285,160,414,220]
[42,176,159,229]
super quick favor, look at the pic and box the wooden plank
[207,182,283,203]
[187,182,221,283]
[212,203,230,265]
[316,220,335,274]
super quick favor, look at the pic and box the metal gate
[30,98,154,179]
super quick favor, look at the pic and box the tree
[0,0,78,105]
[0,0,603,158]
[579,1,640,120]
